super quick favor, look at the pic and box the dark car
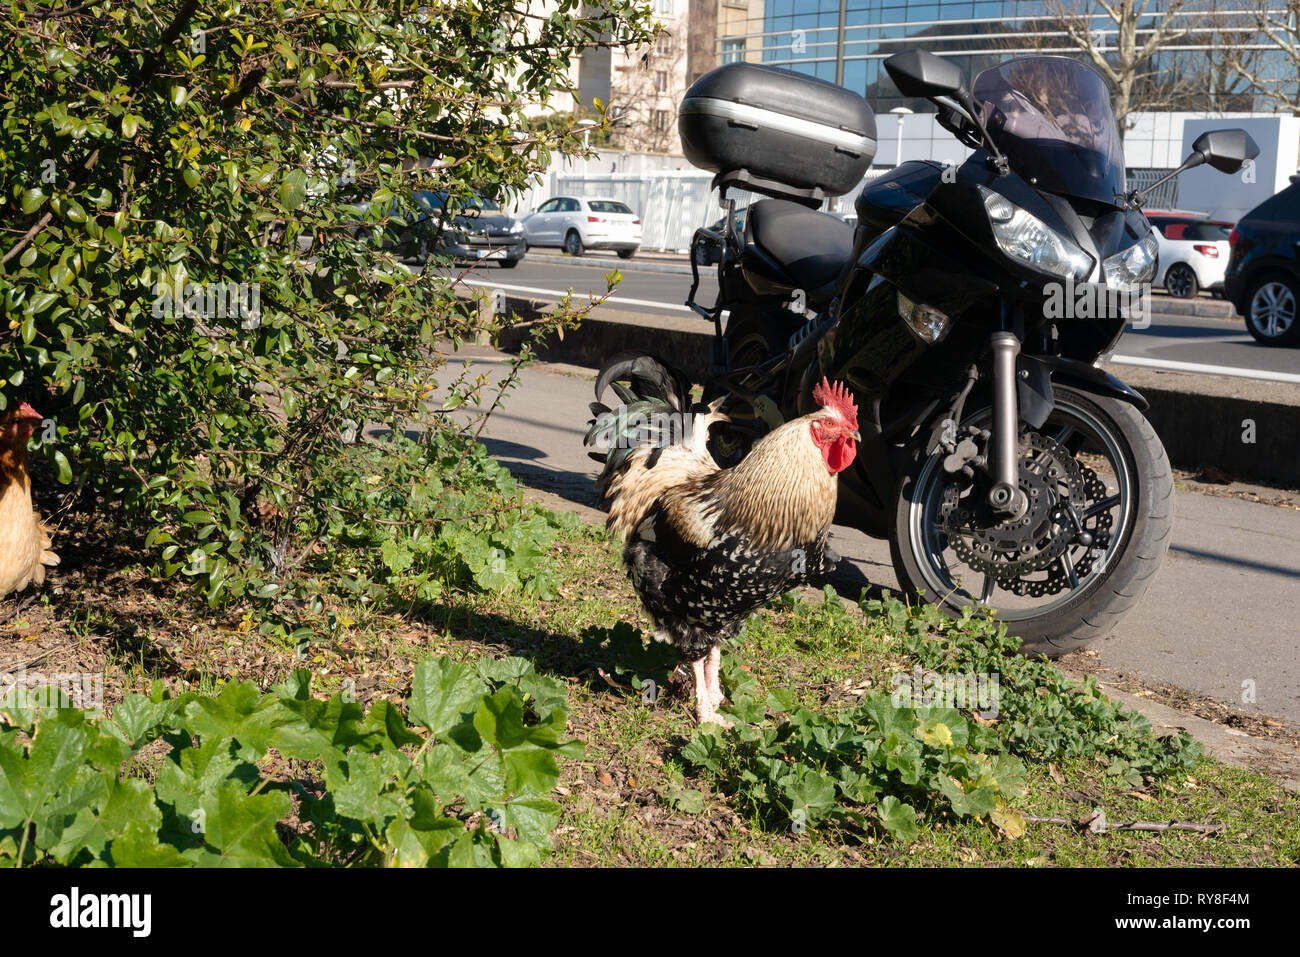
[1223,180,1300,345]
[367,191,526,268]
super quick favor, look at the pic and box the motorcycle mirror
[1189,129,1260,174]
[1134,127,1263,206]
[887,50,1011,175]
[884,50,968,100]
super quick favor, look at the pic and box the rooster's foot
[696,705,734,730]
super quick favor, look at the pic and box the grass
[6,508,1298,867]
[421,524,1300,867]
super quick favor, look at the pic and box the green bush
[0,0,657,604]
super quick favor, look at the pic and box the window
[720,38,744,64]
[655,0,672,13]
[655,70,668,92]
[1188,222,1232,241]
[654,34,673,57]
[652,110,668,132]
[589,200,634,214]
[538,199,559,213]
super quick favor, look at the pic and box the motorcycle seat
[742,199,855,300]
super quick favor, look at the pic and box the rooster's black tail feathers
[593,351,694,416]
[585,352,704,494]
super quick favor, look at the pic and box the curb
[496,295,1300,488]
[1060,671,1300,792]
[526,250,694,275]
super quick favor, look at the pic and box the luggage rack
[685,190,824,431]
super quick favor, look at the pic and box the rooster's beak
[849,429,861,442]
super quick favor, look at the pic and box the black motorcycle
[677,50,1258,654]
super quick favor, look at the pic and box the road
[437,346,1300,725]
[442,258,1300,380]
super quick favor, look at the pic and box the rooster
[586,354,859,725]
[1,403,59,603]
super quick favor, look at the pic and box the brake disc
[1018,464,1115,597]
[939,431,1089,585]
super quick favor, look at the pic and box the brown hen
[1,403,59,602]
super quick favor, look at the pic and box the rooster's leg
[691,653,732,728]
[704,644,725,710]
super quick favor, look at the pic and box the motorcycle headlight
[1102,231,1158,289]
[979,186,1094,282]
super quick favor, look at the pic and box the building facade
[606,0,694,153]
[710,1,1297,184]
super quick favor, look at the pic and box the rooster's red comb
[812,378,858,427]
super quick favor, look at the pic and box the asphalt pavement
[439,257,1300,380]
[433,345,1300,725]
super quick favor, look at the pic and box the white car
[521,196,642,258]
[1147,211,1233,299]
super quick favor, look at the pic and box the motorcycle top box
[678,62,876,207]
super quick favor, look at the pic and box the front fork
[988,331,1028,519]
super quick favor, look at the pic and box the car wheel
[564,230,584,257]
[617,248,636,260]
[1244,272,1300,346]
[1164,262,1199,299]
[498,258,518,269]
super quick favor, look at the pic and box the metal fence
[526,169,886,251]
[1126,168,1180,210]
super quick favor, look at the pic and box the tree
[607,22,686,153]
[1222,1,1300,114]
[1040,0,1191,130]
[0,0,657,606]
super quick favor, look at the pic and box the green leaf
[192,781,296,867]
[666,785,705,814]
[877,796,919,842]
[501,749,560,796]
[385,816,459,867]
[409,658,487,736]
[473,690,530,750]
[279,169,308,210]
[53,450,72,484]
[107,694,175,747]
[111,820,193,867]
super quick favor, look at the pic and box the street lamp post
[889,106,912,168]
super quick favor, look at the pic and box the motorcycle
[679,50,1258,654]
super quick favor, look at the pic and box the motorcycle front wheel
[889,385,1174,657]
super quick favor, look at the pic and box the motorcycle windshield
[973,57,1126,207]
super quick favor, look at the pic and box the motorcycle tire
[889,385,1174,657]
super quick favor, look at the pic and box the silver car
[520,196,643,258]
